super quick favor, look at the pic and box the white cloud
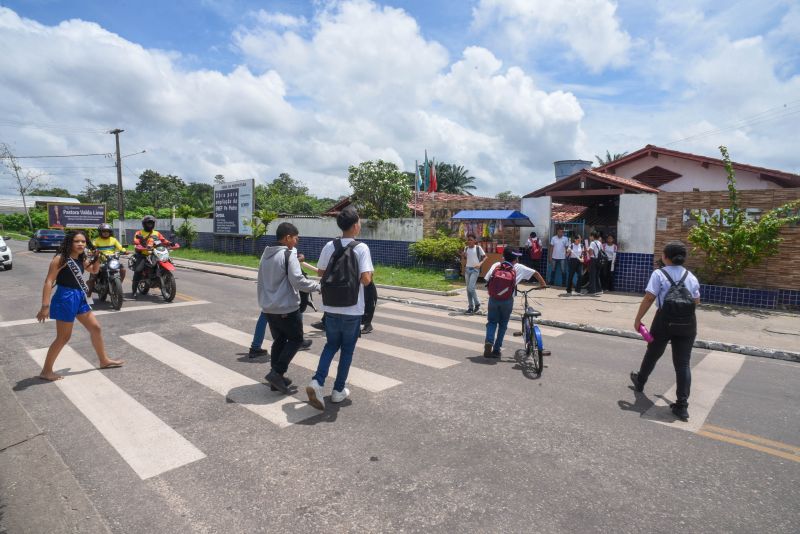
[471,0,632,72]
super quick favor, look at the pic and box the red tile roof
[523,168,658,198]
[551,203,588,222]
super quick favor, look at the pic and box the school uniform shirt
[645,266,701,308]
[317,238,374,316]
[464,245,485,268]
[485,262,538,286]
[603,244,618,269]
[549,235,569,260]
[566,243,583,259]
[589,240,602,258]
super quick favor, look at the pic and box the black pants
[588,258,601,294]
[266,310,304,375]
[636,311,696,406]
[566,258,582,293]
[601,262,614,291]
[362,282,377,325]
[131,253,147,289]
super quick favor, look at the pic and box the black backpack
[660,268,696,335]
[596,245,609,267]
[284,249,315,313]
[321,238,361,307]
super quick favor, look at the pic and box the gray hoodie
[257,246,320,314]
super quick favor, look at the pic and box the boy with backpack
[484,247,547,358]
[306,206,374,410]
[460,233,486,314]
[630,241,700,421]
[257,223,320,393]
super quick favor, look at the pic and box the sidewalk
[174,259,800,361]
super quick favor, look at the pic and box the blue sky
[1,0,798,196]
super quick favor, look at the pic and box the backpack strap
[284,248,292,277]
[325,239,359,275]
[660,267,676,286]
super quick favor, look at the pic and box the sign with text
[682,208,763,227]
[47,203,106,229]
[214,179,254,235]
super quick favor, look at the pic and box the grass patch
[3,231,32,241]
[170,248,461,291]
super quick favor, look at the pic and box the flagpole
[414,159,419,219]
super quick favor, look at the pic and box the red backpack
[487,262,516,300]
[529,239,542,260]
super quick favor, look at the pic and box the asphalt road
[1,242,798,533]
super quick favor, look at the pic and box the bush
[409,231,464,263]
[175,219,198,249]
[0,209,47,234]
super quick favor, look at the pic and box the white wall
[618,194,657,253]
[520,197,552,245]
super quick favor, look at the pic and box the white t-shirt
[646,266,701,308]
[317,238,374,316]
[566,243,583,259]
[485,262,538,285]
[603,243,618,263]
[549,235,569,260]
[589,240,602,258]
[464,245,485,268]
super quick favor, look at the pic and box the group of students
[546,227,618,295]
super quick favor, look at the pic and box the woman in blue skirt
[36,230,124,381]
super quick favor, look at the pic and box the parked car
[28,229,65,252]
[0,235,12,270]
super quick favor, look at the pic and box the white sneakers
[305,380,325,410]
[305,380,350,410]
[331,387,350,403]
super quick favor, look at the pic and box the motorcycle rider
[131,215,174,298]
[87,223,127,295]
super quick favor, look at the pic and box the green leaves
[348,160,412,220]
[409,231,464,263]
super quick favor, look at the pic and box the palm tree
[595,150,628,167]
[435,162,477,195]
[192,196,213,218]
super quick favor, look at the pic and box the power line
[14,152,113,159]
[0,118,108,134]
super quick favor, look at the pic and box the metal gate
[549,220,586,240]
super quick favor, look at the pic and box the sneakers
[630,372,644,392]
[248,347,268,358]
[300,339,313,350]
[310,321,325,331]
[269,376,293,391]
[473,304,481,314]
[483,341,493,358]
[565,291,573,297]
[331,387,350,403]
[670,402,689,421]
[465,307,474,315]
[361,323,374,334]
[489,349,501,358]
[305,379,325,410]
[265,370,289,394]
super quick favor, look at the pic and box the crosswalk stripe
[370,322,483,352]
[192,323,401,393]
[0,300,209,328]
[643,351,746,432]
[378,302,564,337]
[356,338,459,369]
[373,310,523,346]
[120,332,323,428]
[27,346,205,480]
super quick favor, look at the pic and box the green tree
[175,205,198,248]
[78,179,118,205]
[254,173,335,215]
[348,160,411,220]
[595,150,628,166]
[213,174,225,185]
[495,191,520,201]
[687,146,800,284]
[432,162,477,195]
[135,170,186,212]
[30,187,73,197]
[244,208,278,254]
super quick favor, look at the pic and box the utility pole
[109,129,125,244]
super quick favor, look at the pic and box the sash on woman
[66,257,94,306]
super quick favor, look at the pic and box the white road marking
[120,332,322,428]
[378,302,564,337]
[27,346,205,480]
[643,351,746,432]
[192,323,401,393]
[357,338,460,369]
[370,322,485,352]
[0,300,209,328]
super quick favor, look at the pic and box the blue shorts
[50,286,91,323]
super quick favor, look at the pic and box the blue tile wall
[778,289,800,310]
[614,252,654,294]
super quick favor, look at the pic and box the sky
[1,0,798,199]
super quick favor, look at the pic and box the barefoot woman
[36,230,124,380]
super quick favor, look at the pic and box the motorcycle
[94,252,126,310]
[131,239,180,302]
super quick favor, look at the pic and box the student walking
[306,206,374,410]
[588,232,603,296]
[257,223,320,393]
[461,233,486,314]
[565,234,584,295]
[483,248,547,358]
[602,235,618,291]
[630,242,700,421]
[548,227,569,286]
[35,230,124,381]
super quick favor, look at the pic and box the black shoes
[310,321,325,331]
[630,372,644,392]
[300,339,313,350]
[465,307,474,315]
[265,370,290,394]
[269,376,293,392]
[488,349,501,358]
[670,402,689,421]
[361,323,373,334]
[473,304,481,314]
[483,342,493,358]
[248,347,268,358]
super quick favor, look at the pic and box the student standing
[548,227,569,286]
[565,234,584,296]
[257,223,320,393]
[483,248,547,358]
[35,230,124,381]
[306,206,374,410]
[461,233,486,314]
[588,232,603,296]
[630,242,700,421]
[602,235,618,291]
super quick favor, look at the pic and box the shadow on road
[617,389,654,414]
[512,348,544,380]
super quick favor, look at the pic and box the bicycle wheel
[524,317,536,357]
[532,325,544,377]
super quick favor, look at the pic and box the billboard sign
[214,179,254,235]
[47,203,106,229]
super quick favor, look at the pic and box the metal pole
[110,129,125,244]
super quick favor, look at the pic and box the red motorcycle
[132,239,180,302]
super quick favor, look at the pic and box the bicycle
[514,286,546,377]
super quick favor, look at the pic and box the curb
[174,260,463,296]
[378,295,800,363]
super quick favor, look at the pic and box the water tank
[554,160,592,181]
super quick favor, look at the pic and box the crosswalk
[23,302,563,480]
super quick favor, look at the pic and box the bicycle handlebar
[518,285,547,295]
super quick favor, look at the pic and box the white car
[0,236,12,271]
